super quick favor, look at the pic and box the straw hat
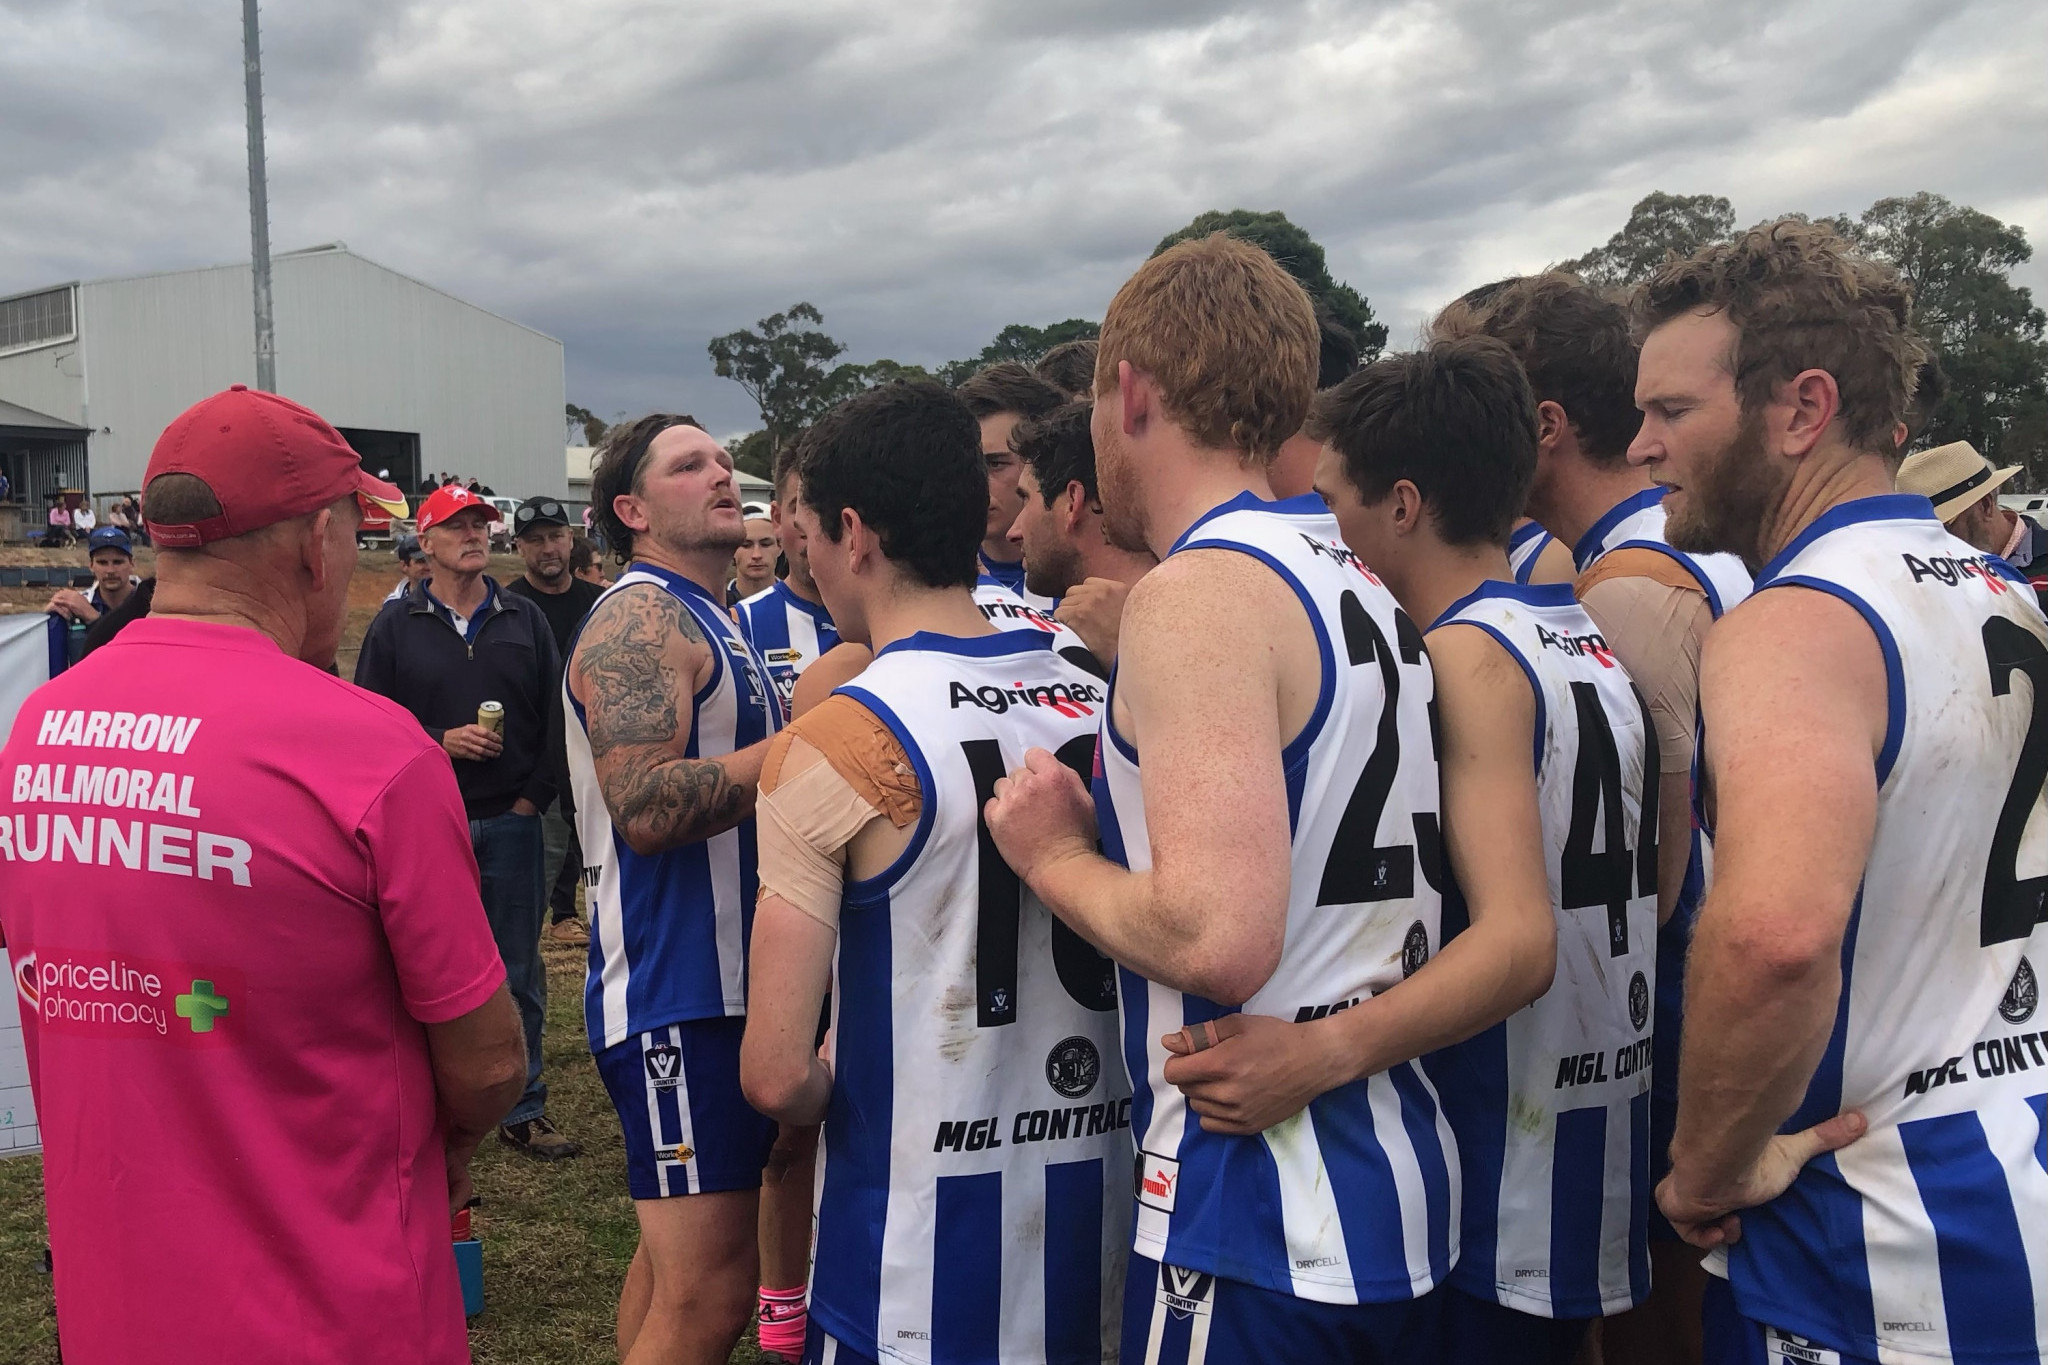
[1895,441,2021,522]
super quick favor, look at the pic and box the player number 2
[1317,591,1443,905]
[963,735,1119,1026]
[1981,616,2048,946]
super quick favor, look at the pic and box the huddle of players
[563,222,2048,1365]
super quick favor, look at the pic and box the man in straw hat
[1896,439,2045,576]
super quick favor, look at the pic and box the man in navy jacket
[355,484,580,1162]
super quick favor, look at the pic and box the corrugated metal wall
[68,248,566,498]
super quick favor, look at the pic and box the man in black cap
[504,495,605,944]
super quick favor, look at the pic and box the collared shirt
[423,578,496,643]
[0,618,506,1364]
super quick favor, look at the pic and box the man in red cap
[0,385,527,1363]
[355,481,580,1160]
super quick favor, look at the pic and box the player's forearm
[743,1049,832,1127]
[1031,849,1276,1004]
[1320,909,1555,1086]
[602,739,767,854]
[1667,905,1840,1199]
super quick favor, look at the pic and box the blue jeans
[471,809,547,1125]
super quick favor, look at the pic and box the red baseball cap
[143,385,409,547]
[416,484,502,534]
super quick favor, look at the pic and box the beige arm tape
[756,698,924,930]
[1577,569,1713,771]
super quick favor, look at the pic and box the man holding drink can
[356,483,581,1160]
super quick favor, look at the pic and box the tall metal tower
[242,0,276,392]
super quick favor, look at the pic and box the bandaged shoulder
[756,696,923,930]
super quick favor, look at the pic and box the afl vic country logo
[644,1041,683,1090]
[1158,1264,1215,1320]
[1045,1035,1101,1099]
[1401,921,1430,978]
[2001,957,2039,1025]
[1629,971,1650,1033]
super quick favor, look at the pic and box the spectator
[106,498,133,532]
[72,500,96,537]
[354,483,581,1162]
[46,525,142,625]
[1895,440,2046,581]
[81,573,156,656]
[43,498,71,547]
[571,534,610,587]
[0,383,525,1363]
[0,468,14,502]
[383,532,431,602]
[503,496,605,945]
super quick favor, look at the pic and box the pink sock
[757,1284,808,1357]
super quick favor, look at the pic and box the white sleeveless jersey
[564,563,783,1049]
[1508,522,1557,585]
[1423,581,1660,1318]
[1095,492,1455,1305]
[811,629,1131,1365]
[973,575,1106,680]
[1705,495,2048,1364]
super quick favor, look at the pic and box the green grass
[0,937,770,1364]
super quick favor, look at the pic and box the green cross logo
[174,980,229,1034]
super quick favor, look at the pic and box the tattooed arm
[569,583,771,855]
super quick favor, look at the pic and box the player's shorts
[1703,1275,1878,1365]
[801,1322,880,1365]
[1118,1253,1443,1364]
[1437,1285,1592,1364]
[593,1018,776,1200]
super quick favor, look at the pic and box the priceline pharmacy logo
[16,949,238,1044]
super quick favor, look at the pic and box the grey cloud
[2,0,2043,439]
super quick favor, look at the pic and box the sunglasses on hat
[514,500,566,527]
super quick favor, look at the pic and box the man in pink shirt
[0,385,527,1364]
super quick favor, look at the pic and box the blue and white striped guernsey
[813,629,1129,1364]
[734,578,840,708]
[1508,522,1556,585]
[1094,491,1455,1305]
[564,562,783,1050]
[1705,495,2048,1364]
[1423,581,1659,1319]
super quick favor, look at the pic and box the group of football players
[561,220,2047,1365]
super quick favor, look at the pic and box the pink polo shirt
[0,618,505,1364]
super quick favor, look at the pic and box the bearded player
[1642,221,2040,1365]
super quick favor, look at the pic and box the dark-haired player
[736,443,843,711]
[956,362,1067,610]
[1005,402,1157,664]
[741,380,1128,1365]
[1435,273,1753,1363]
[1035,338,1099,399]
[1201,336,1660,1359]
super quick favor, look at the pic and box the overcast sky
[4,0,2044,439]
